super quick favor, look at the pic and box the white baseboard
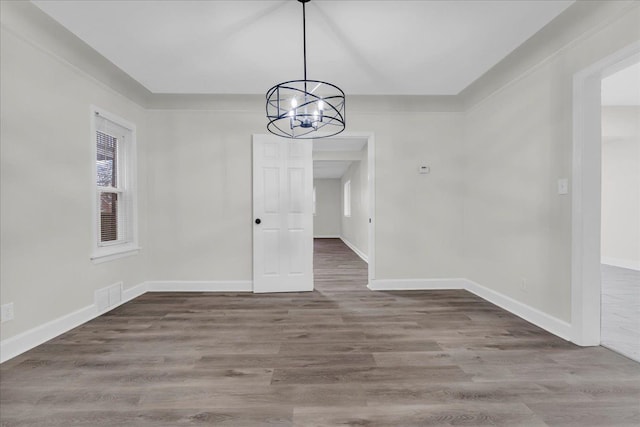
[0,304,96,364]
[368,278,467,291]
[601,257,640,271]
[1,280,252,363]
[369,277,572,342]
[340,237,368,263]
[0,281,146,364]
[145,281,252,292]
[463,279,573,342]
[314,235,340,239]
[122,282,148,301]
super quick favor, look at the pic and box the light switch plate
[557,178,569,195]
[1,303,14,323]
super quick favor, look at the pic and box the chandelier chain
[302,1,307,82]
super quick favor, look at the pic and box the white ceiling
[314,161,352,179]
[32,0,573,95]
[313,137,365,178]
[602,62,640,106]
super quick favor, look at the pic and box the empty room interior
[1,0,639,426]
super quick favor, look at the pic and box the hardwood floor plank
[526,401,640,427]
[137,384,367,409]
[271,365,471,385]
[279,340,442,354]
[195,353,376,369]
[293,403,547,427]
[531,380,640,403]
[1,407,294,427]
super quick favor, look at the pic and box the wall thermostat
[419,165,430,174]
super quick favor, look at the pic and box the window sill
[91,245,141,264]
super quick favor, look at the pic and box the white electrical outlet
[1,302,14,323]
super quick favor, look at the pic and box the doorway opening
[571,41,640,356]
[600,62,640,361]
[312,133,375,289]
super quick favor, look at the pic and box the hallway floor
[601,264,640,362]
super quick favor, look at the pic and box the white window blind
[96,131,120,243]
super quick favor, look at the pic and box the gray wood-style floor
[1,238,639,426]
[601,264,640,362]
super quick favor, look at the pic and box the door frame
[571,41,640,346]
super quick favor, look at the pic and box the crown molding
[460,0,640,109]
[348,95,462,113]
[145,94,462,112]
[146,94,264,111]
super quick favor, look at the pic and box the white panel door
[253,134,313,293]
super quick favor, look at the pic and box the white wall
[355,112,464,279]
[601,106,640,270]
[145,110,259,281]
[462,5,640,322]
[313,179,341,237]
[341,148,369,257]
[0,23,148,340]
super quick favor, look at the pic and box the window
[343,180,351,217]
[91,107,139,263]
[312,186,317,216]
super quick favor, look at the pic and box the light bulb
[291,98,298,108]
[318,100,324,111]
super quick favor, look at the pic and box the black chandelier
[266,0,346,139]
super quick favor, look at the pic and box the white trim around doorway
[571,41,640,346]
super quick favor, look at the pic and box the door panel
[263,168,280,213]
[288,168,304,212]
[253,135,313,293]
[263,230,280,275]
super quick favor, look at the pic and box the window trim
[90,106,140,263]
